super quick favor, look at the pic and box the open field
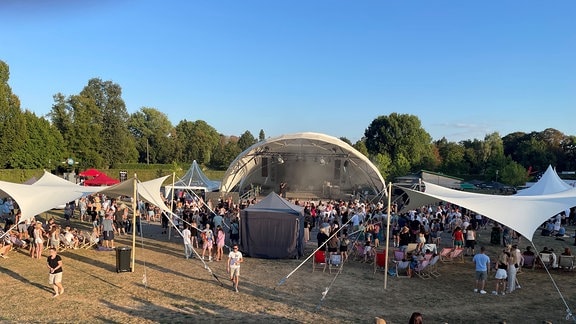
[2,211,576,323]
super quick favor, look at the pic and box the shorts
[475,270,487,281]
[340,246,348,252]
[103,231,114,241]
[49,272,63,285]
[328,247,338,253]
[18,223,28,233]
[203,241,213,249]
[35,238,44,245]
[230,266,240,277]
[495,268,508,280]
[465,240,476,248]
[454,240,463,247]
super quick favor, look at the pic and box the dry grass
[2,212,576,323]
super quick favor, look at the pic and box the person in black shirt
[46,247,64,297]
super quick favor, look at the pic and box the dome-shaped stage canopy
[220,132,386,201]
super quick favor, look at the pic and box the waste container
[116,246,131,272]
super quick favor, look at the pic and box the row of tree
[1,60,575,185]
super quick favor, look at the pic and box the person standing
[492,249,509,295]
[100,213,116,249]
[201,224,214,261]
[472,246,490,294]
[182,225,193,259]
[215,226,225,261]
[227,244,243,292]
[46,247,64,297]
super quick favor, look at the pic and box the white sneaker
[501,292,505,296]
[473,289,478,293]
[480,290,487,294]
[516,285,521,289]
[492,291,498,295]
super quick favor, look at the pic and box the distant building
[394,170,463,189]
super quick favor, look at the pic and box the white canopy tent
[0,171,171,224]
[516,165,573,196]
[400,181,576,242]
[164,160,220,199]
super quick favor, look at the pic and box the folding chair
[426,255,441,278]
[538,253,553,269]
[312,250,327,272]
[413,260,431,279]
[394,250,405,262]
[328,254,343,274]
[439,247,453,263]
[394,260,411,278]
[373,250,388,275]
[521,254,536,270]
[559,255,575,271]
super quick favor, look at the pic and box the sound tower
[334,159,341,181]
[261,157,268,177]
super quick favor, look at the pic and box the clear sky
[1,1,574,143]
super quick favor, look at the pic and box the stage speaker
[334,159,341,180]
[261,157,268,177]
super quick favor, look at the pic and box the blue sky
[1,1,574,143]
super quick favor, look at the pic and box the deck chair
[406,243,418,254]
[538,253,553,269]
[413,260,431,279]
[312,250,327,272]
[439,247,454,262]
[559,255,575,271]
[82,232,100,249]
[328,254,343,274]
[426,255,441,278]
[394,260,411,278]
[373,251,388,275]
[352,242,365,261]
[393,250,405,262]
[521,254,536,270]
[449,248,464,263]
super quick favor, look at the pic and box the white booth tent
[220,132,386,198]
[1,171,171,224]
[515,165,573,196]
[164,160,220,199]
[400,181,576,242]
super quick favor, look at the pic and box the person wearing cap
[227,244,243,292]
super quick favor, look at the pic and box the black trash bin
[116,247,131,272]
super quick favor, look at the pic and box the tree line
[1,60,574,186]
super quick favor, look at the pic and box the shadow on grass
[0,266,53,294]
[94,289,294,322]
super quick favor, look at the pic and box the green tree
[237,130,256,151]
[364,113,434,175]
[79,78,137,167]
[0,60,27,168]
[258,129,266,141]
[67,94,104,168]
[353,140,368,157]
[211,135,242,169]
[10,111,65,169]
[128,107,176,164]
[435,137,467,175]
[500,158,527,187]
[174,120,220,164]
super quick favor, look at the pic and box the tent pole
[168,172,175,240]
[131,174,138,272]
[384,182,392,290]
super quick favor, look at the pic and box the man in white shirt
[182,225,193,259]
[227,245,243,292]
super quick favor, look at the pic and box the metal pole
[131,174,138,272]
[168,172,175,240]
[384,182,392,289]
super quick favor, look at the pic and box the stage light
[277,155,284,164]
[319,157,326,165]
